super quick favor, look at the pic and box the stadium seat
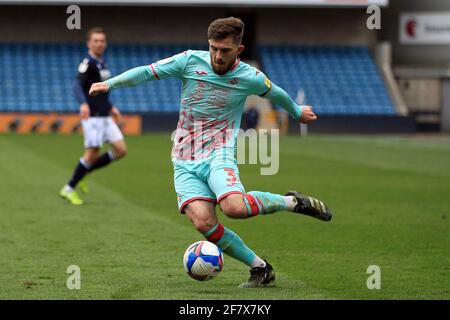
[260,45,396,115]
[0,43,206,113]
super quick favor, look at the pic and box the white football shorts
[82,116,124,149]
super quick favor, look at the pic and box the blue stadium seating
[0,43,395,115]
[0,43,205,113]
[260,45,396,115]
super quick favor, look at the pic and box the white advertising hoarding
[400,12,450,45]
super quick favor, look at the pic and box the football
[183,241,224,281]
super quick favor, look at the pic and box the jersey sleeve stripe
[259,84,272,98]
[150,64,161,80]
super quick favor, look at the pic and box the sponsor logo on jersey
[78,58,89,73]
[195,71,208,76]
[228,78,239,86]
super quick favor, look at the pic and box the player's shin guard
[243,191,297,216]
[89,150,115,172]
[68,158,91,188]
[204,224,256,268]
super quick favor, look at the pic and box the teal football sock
[243,191,297,216]
[204,224,256,267]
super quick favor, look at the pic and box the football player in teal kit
[89,17,332,288]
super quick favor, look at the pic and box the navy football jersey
[74,53,113,116]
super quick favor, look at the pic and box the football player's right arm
[89,66,154,96]
[74,60,91,119]
[90,51,190,96]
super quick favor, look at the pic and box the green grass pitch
[0,133,449,299]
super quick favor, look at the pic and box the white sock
[251,256,267,269]
[284,196,298,211]
[80,157,92,170]
[107,149,116,161]
[64,185,74,193]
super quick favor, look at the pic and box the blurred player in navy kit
[60,27,127,205]
[244,103,259,130]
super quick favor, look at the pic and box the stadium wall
[379,0,450,132]
[0,5,375,46]
[380,0,450,66]
[288,115,417,134]
[142,113,417,134]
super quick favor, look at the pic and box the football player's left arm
[264,83,317,124]
[253,72,317,124]
[111,105,122,123]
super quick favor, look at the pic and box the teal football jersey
[106,49,302,162]
[150,50,273,162]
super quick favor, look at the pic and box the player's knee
[117,148,127,159]
[220,201,246,219]
[114,145,127,159]
[194,220,214,234]
[84,151,100,164]
[190,214,216,234]
[185,205,216,234]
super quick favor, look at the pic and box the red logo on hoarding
[406,19,417,38]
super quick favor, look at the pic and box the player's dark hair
[207,17,244,44]
[87,27,106,41]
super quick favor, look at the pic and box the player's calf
[219,192,296,218]
[241,191,297,217]
[88,147,126,172]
